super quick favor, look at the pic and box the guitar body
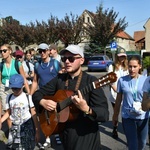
[39,90,79,136]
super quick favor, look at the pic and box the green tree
[143,56,150,69]
[57,13,84,47]
[0,16,23,45]
[47,15,60,44]
[86,4,128,54]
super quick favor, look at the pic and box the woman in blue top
[113,55,149,150]
[142,74,150,146]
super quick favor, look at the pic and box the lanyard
[41,58,50,69]
[4,61,12,77]
[128,75,140,101]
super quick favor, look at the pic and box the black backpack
[25,61,33,81]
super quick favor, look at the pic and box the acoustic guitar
[39,72,117,136]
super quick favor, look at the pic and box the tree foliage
[57,13,84,47]
[86,4,128,53]
[0,4,128,50]
[143,56,150,69]
[0,14,84,48]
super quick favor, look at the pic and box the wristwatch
[85,107,91,115]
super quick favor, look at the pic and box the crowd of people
[0,43,150,150]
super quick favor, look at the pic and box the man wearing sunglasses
[32,44,109,150]
[30,43,60,95]
[30,43,60,149]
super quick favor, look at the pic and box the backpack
[0,59,20,74]
[25,61,33,81]
[26,61,31,73]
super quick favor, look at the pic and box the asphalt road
[0,67,150,149]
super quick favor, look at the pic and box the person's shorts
[0,84,12,112]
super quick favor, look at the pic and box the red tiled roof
[134,31,145,42]
[116,31,134,40]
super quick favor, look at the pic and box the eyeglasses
[0,49,8,53]
[61,56,82,63]
[16,56,23,59]
[38,49,47,54]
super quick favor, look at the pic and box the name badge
[5,79,9,87]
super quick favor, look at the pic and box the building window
[83,17,85,23]
[87,17,90,23]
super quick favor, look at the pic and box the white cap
[38,43,49,50]
[60,45,84,57]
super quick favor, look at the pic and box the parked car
[87,55,113,72]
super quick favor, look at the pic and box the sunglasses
[61,56,82,63]
[16,56,23,59]
[12,88,21,91]
[0,49,8,53]
[38,49,47,54]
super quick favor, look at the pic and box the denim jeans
[122,118,148,150]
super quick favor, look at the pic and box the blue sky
[0,0,149,37]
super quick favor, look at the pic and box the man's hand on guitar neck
[71,90,94,116]
[40,99,57,111]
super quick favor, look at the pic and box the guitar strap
[65,71,83,92]
[56,71,83,113]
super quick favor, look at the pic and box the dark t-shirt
[32,71,109,150]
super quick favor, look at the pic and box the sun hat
[117,48,127,57]
[9,74,24,88]
[60,45,84,57]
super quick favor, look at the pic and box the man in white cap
[30,43,61,149]
[32,44,109,150]
[30,43,60,95]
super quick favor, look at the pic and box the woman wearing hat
[108,48,129,139]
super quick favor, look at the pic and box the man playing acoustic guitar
[32,44,110,150]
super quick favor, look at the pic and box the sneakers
[6,142,13,149]
[37,142,45,150]
[43,141,51,149]
[0,130,8,144]
[112,127,118,139]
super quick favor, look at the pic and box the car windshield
[90,57,103,60]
